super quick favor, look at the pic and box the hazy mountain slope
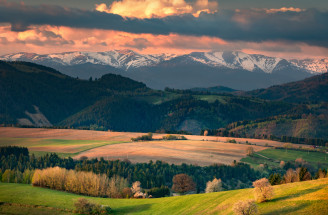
[245,72,328,103]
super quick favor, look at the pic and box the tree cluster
[32,167,128,198]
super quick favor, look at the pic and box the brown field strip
[74,140,267,166]
[0,127,310,165]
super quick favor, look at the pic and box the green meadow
[0,178,327,215]
[241,148,328,169]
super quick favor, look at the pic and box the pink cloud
[0,24,327,59]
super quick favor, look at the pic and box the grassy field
[0,178,327,215]
[0,137,125,158]
[241,148,328,169]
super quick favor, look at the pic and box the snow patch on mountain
[290,58,328,74]
[0,50,326,74]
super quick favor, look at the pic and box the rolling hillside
[0,178,327,214]
[245,72,328,103]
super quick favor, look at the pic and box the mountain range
[1,50,327,90]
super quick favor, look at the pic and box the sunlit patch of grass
[0,137,125,157]
[0,178,327,215]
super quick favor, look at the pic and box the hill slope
[245,72,328,103]
[0,178,327,214]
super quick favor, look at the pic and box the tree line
[0,146,261,192]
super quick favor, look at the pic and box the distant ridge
[1,50,326,90]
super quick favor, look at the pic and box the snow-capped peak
[0,50,327,74]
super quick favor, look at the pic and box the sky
[0,0,328,59]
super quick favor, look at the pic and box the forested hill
[1,61,328,138]
[0,61,148,125]
[244,72,328,103]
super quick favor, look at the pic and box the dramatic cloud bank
[96,0,218,18]
[0,0,327,47]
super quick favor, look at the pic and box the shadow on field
[112,203,152,214]
[271,184,326,202]
[262,202,308,215]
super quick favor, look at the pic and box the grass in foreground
[0,178,327,215]
[241,148,328,169]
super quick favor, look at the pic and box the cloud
[0,1,328,48]
[95,0,218,18]
[124,38,150,50]
[266,7,305,14]
[1,24,328,59]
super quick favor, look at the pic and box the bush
[252,178,274,202]
[131,133,153,141]
[147,186,170,198]
[227,139,237,143]
[233,200,258,215]
[205,178,222,193]
[74,198,111,215]
[122,187,133,198]
[162,134,187,140]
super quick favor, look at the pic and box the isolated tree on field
[246,147,254,156]
[252,178,274,202]
[233,200,258,215]
[205,178,222,193]
[172,174,196,194]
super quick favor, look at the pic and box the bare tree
[252,178,274,202]
[172,174,196,194]
[131,181,141,194]
[284,169,299,183]
[205,178,222,193]
[233,200,258,215]
[246,147,254,156]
